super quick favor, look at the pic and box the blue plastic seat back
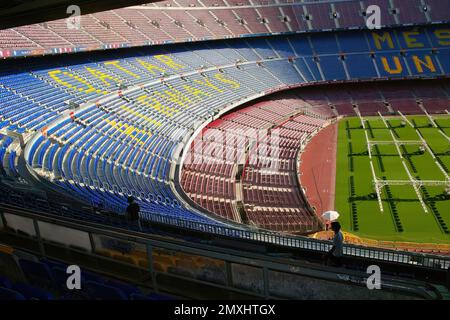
[0,287,26,300]
[130,293,151,300]
[105,280,141,298]
[147,292,174,300]
[82,271,106,285]
[60,291,87,300]
[85,281,128,300]
[40,258,66,270]
[18,258,54,289]
[0,251,26,283]
[0,275,12,289]
[12,283,53,300]
[50,267,70,292]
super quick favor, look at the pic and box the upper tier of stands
[1,0,450,58]
[1,26,449,228]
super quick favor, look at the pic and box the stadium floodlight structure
[356,111,450,213]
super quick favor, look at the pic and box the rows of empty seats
[3,25,450,78]
[180,77,449,232]
[181,93,330,232]
[0,135,14,178]
[17,38,308,224]
[242,112,326,233]
[291,80,450,117]
[0,28,448,229]
[0,243,172,300]
[1,0,449,57]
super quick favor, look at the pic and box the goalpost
[356,111,450,213]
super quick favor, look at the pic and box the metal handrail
[1,200,449,272]
[138,210,450,271]
[2,204,445,300]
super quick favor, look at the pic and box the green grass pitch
[335,115,450,244]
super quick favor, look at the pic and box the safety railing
[0,198,449,271]
[1,205,444,300]
[141,211,450,271]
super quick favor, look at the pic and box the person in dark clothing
[447,266,450,290]
[126,196,141,229]
[324,221,344,267]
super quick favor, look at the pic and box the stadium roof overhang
[0,0,157,30]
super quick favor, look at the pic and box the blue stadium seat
[50,267,70,293]
[0,27,448,234]
[310,33,340,54]
[345,54,378,79]
[130,293,152,300]
[0,276,12,289]
[147,292,174,300]
[0,287,26,300]
[104,280,141,298]
[319,56,347,80]
[12,283,54,300]
[18,258,55,290]
[85,281,128,300]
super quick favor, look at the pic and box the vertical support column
[262,266,270,299]
[146,243,158,293]
[33,219,46,258]
[225,261,233,290]
[88,232,96,254]
[0,210,7,229]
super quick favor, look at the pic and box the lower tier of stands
[182,94,330,233]
[181,80,449,232]
[0,242,173,300]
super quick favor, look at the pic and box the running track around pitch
[299,122,338,215]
